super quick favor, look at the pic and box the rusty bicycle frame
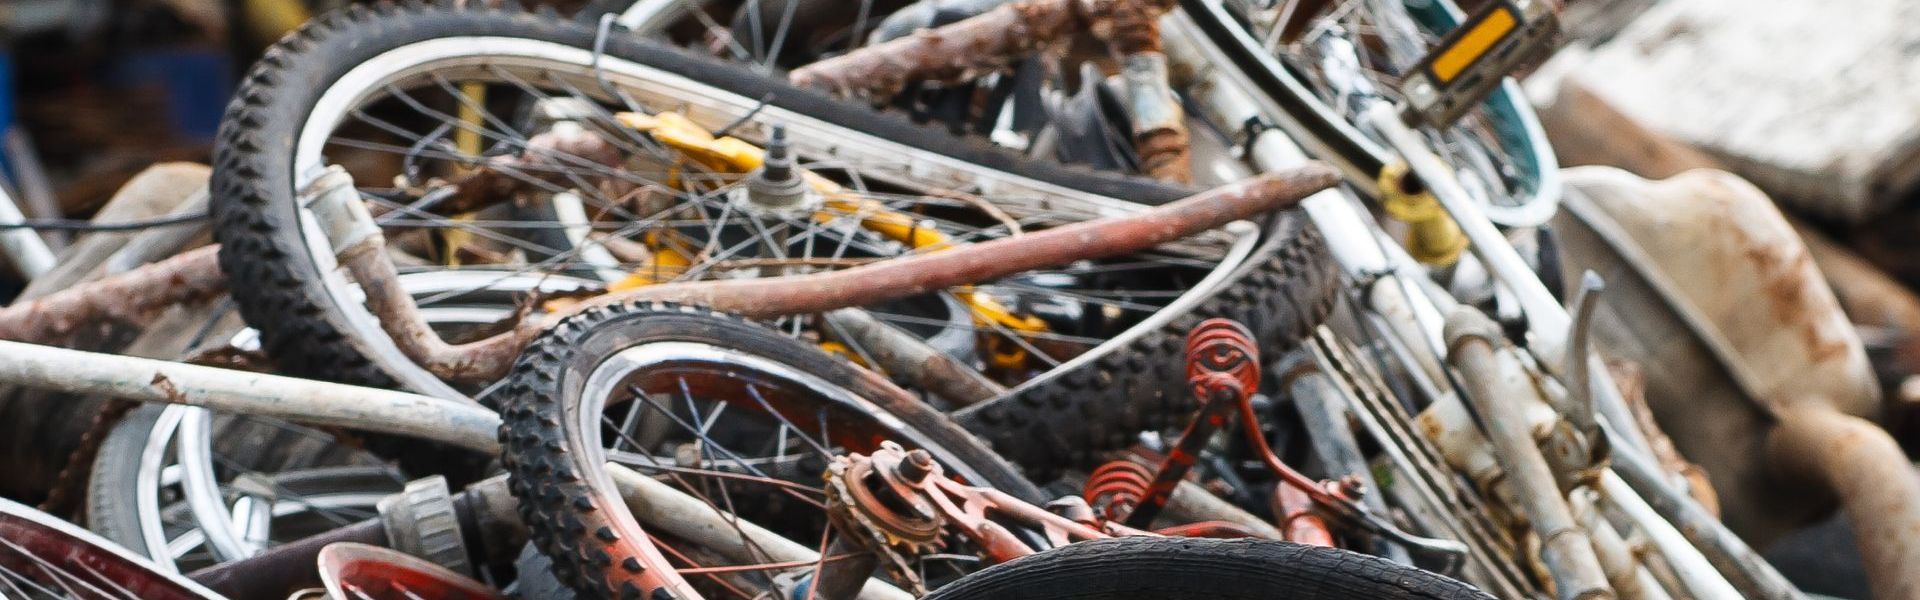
[806,318,1447,596]
[0,162,1338,598]
[622,0,1196,184]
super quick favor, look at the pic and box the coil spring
[1084,460,1154,522]
[1186,318,1260,396]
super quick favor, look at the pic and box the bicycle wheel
[87,270,572,573]
[499,301,1042,598]
[87,403,401,575]
[0,497,223,599]
[610,0,1189,178]
[212,2,1252,402]
[1181,0,1560,228]
[923,537,1493,600]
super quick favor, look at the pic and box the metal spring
[1084,459,1155,522]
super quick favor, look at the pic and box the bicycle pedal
[1399,0,1561,128]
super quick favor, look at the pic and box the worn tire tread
[955,216,1337,479]
[499,301,1040,598]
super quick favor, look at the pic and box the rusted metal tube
[1767,405,1920,600]
[1447,307,1613,600]
[1124,52,1192,184]
[302,164,544,384]
[340,236,543,383]
[867,0,1015,43]
[0,245,226,344]
[1274,481,1335,546]
[595,169,1331,315]
[822,308,1005,407]
[381,166,1338,383]
[789,0,1085,100]
[790,0,1175,99]
[20,163,209,299]
[793,0,1190,182]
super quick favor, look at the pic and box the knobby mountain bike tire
[924,537,1493,600]
[955,214,1337,479]
[498,301,1044,598]
[211,1,1198,395]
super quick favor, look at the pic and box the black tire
[955,213,1338,479]
[211,1,1194,390]
[925,537,1493,600]
[498,301,1045,598]
[512,543,577,600]
[87,405,379,561]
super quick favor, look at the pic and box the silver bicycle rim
[290,35,1247,398]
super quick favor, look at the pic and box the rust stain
[1134,128,1192,185]
[1705,183,1852,365]
[382,167,1338,384]
[1746,236,1849,364]
[149,373,185,403]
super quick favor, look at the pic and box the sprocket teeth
[823,452,944,594]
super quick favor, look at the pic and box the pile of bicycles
[0,0,1900,598]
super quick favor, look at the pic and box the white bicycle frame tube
[0,184,55,280]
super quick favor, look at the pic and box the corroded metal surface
[1556,167,1882,544]
[0,245,225,344]
[786,0,1193,182]
[1445,306,1613,600]
[789,0,1088,100]
[1767,406,1920,600]
[361,166,1339,383]
[791,0,1177,98]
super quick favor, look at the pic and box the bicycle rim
[502,303,1044,598]
[0,498,222,599]
[234,12,1245,397]
[90,270,564,573]
[1182,0,1559,227]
